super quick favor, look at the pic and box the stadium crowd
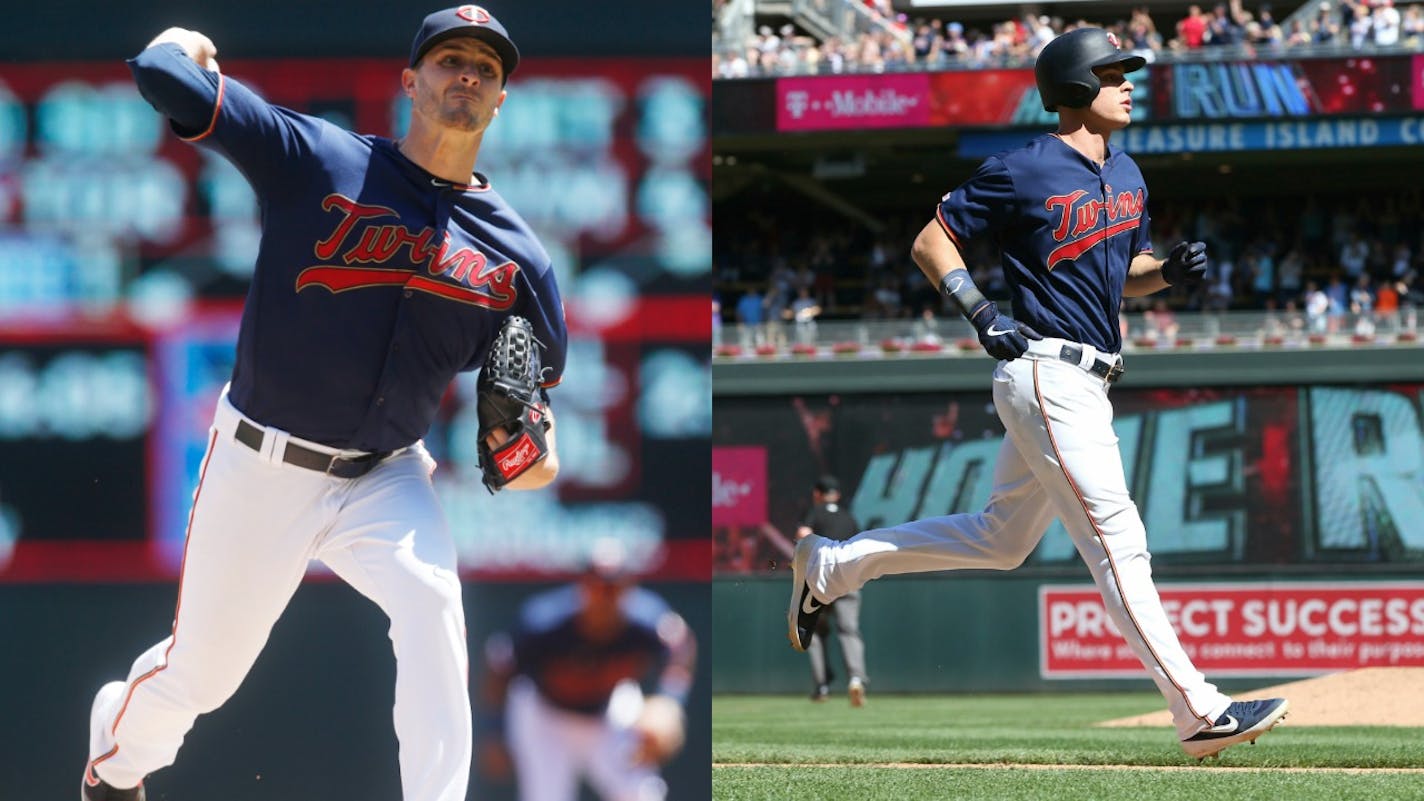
[712,0,1424,77]
[714,191,1424,343]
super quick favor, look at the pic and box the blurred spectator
[1375,1,1402,47]
[787,287,823,344]
[1325,273,1350,328]
[1350,273,1376,334]
[1340,231,1369,278]
[712,294,722,347]
[1179,4,1210,46]
[1145,298,1180,342]
[734,286,764,346]
[1304,281,1331,332]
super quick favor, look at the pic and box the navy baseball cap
[409,5,520,82]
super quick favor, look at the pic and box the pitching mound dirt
[1096,667,1424,727]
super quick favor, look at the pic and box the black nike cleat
[1180,698,1289,760]
[787,534,828,652]
[82,763,145,801]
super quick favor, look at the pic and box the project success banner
[1041,582,1424,677]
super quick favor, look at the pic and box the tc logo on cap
[456,5,491,23]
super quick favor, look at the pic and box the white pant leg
[88,410,335,788]
[811,429,1057,601]
[314,444,470,801]
[585,682,667,801]
[998,356,1231,738]
[506,678,588,801]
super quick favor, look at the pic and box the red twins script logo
[295,194,518,310]
[1043,187,1144,268]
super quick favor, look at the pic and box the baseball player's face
[1088,65,1134,129]
[577,576,630,640]
[406,39,507,134]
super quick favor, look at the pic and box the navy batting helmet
[1034,28,1145,112]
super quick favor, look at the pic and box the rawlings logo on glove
[477,316,551,493]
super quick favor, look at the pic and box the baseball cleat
[787,534,828,652]
[81,764,145,801]
[810,684,830,703]
[1180,698,1289,760]
[848,676,866,708]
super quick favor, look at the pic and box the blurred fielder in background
[481,540,697,801]
[796,475,868,706]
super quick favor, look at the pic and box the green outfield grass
[712,693,1424,801]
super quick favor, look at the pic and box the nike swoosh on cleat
[1204,715,1239,733]
[801,592,823,616]
[986,325,1016,336]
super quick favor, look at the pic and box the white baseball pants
[86,389,471,800]
[805,339,1232,739]
[506,677,666,801]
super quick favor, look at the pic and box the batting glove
[975,303,1043,361]
[1162,241,1208,286]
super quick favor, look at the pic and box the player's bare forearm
[657,613,697,701]
[146,27,220,72]
[1124,252,1170,297]
[910,219,968,284]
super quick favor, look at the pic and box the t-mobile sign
[776,74,930,132]
[1040,582,1424,678]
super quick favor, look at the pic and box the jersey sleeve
[1133,201,1154,256]
[128,42,328,197]
[521,257,567,390]
[936,156,1017,250]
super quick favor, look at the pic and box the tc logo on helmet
[1105,31,1121,48]
[456,5,491,23]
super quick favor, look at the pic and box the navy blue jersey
[129,44,567,452]
[511,586,678,716]
[937,134,1153,353]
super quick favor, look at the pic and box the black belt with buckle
[234,419,391,479]
[1059,344,1125,384]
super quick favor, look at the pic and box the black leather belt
[1059,344,1125,384]
[234,419,391,479]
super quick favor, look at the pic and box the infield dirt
[1096,667,1424,727]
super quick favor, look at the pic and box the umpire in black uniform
[796,476,869,706]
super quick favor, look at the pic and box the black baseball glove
[477,316,551,493]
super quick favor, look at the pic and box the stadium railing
[713,307,1422,358]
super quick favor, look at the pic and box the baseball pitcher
[787,28,1288,761]
[83,7,566,800]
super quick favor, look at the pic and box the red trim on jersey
[1030,362,1213,726]
[934,206,965,250]
[179,72,225,142]
[85,748,118,786]
[103,428,219,751]
[406,274,516,310]
[1046,218,1141,269]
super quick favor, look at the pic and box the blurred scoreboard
[0,57,710,582]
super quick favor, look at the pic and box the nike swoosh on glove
[1162,241,1208,286]
[977,306,1043,360]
